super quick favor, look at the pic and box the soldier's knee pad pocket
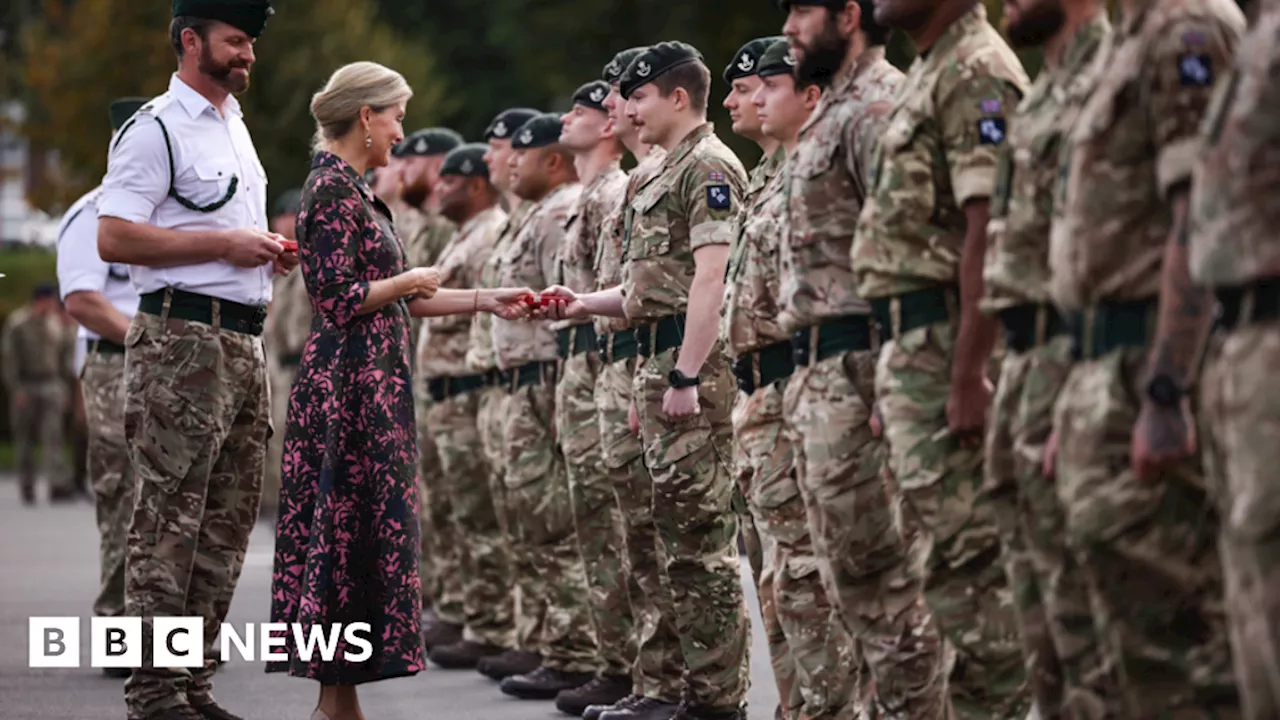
[133,382,214,494]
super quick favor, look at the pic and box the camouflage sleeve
[1146,17,1241,198]
[1,314,18,392]
[539,211,566,287]
[938,74,1025,206]
[845,98,895,195]
[682,155,745,250]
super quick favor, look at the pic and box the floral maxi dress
[266,151,424,684]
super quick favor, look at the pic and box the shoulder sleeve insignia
[707,184,731,210]
[977,117,1007,145]
[1179,54,1213,86]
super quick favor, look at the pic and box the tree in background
[21,0,450,212]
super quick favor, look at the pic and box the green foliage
[20,0,451,212]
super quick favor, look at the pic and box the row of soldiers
[281,0,1276,715]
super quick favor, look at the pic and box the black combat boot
[554,674,632,716]
[192,702,246,720]
[599,697,681,720]
[670,702,745,720]
[500,666,595,700]
[420,617,463,651]
[428,639,505,669]
[477,649,540,680]
[584,694,644,720]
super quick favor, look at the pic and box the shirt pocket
[627,183,673,260]
[186,157,241,210]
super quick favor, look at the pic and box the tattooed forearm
[1147,191,1214,386]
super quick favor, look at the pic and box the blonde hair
[310,61,413,152]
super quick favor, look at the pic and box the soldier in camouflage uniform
[470,107,546,683]
[581,47,686,720]
[418,144,517,671]
[549,80,638,716]
[2,284,75,506]
[261,189,304,520]
[1192,1,1280,715]
[545,42,752,720]
[725,38,861,720]
[981,0,1110,714]
[1047,0,1244,712]
[492,113,597,701]
[779,2,951,717]
[849,0,1031,715]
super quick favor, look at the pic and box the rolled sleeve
[940,75,1025,207]
[98,116,170,224]
[57,208,110,298]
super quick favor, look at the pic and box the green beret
[109,98,148,132]
[484,108,539,142]
[619,41,704,100]
[440,144,490,180]
[724,37,783,83]
[400,128,464,157]
[602,47,647,84]
[572,81,610,113]
[510,114,564,150]
[757,39,799,78]
[272,188,302,217]
[172,0,274,38]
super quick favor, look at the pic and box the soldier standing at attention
[979,0,1109,713]
[1192,0,1280,716]
[397,128,462,276]
[55,97,146,668]
[493,112,596,702]
[469,106,546,684]
[727,38,862,720]
[2,283,74,506]
[1046,0,1244,709]
[418,144,516,671]
[849,0,1030,713]
[778,1,950,716]
[550,79,637,717]
[582,46,685,720]
[96,2,294,718]
[544,41,752,720]
[261,187,304,521]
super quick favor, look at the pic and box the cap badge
[519,128,534,144]
[636,61,652,78]
[589,87,606,103]
[415,138,427,153]
[738,54,754,72]
[461,159,474,174]
[493,121,508,137]
[784,51,797,67]
[606,60,621,76]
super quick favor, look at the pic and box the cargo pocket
[132,381,214,495]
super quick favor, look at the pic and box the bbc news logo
[29,618,374,668]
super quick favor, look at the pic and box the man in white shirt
[58,97,147,681]
[96,3,292,719]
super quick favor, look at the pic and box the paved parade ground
[0,477,780,720]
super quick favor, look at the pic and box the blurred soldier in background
[261,188,305,521]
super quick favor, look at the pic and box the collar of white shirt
[168,73,244,121]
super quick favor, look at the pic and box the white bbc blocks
[28,617,80,668]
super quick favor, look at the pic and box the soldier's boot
[141,707,206,720]
[500,666,595,700]
[585,694,646,720]
[555,674,632,716]
[421,617,463,652]
[49,486,79,503]
[427,640,505,669]
[192,702,245,720]
[19,482,35,506]
[669,703,744,720]
[477,649,540,681]
[599,698,682,720]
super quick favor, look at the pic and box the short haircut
[169,16,210,58]
[854,0,891,47]
[651,61,711,114]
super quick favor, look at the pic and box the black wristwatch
[668,369,701,389]
[1145,374,1187,408]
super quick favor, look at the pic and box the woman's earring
[365,133,373,149]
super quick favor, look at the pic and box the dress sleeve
[302,174,372,328]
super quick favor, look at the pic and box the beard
[1007,0,1066,49]
[200,45,250,94]
[795,19,850,89]
[400,173,431,208]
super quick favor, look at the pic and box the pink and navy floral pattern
[266,151,424,684]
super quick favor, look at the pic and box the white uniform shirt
[57,186,142,371]
[97,74,272,306]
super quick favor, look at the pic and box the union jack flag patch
[708,171,726,182]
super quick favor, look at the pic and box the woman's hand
[398,267,440,299]
[482,287,535,320]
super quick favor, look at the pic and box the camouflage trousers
[1201,324,1280,720]
[82,349,134,619]
[427,387,514,648]
[733,478,784,720]
[122,310,267,718]
[596,356,684,702]
[11,379,71,493]
[1053,346,1237,717]
[557,350,636,678]
[787,348,947,719]
[503,376,596,672]
[634,348,750,711]
[416,394,465,626]
[876,319,1027,718]
[262,358,298,514]
[984,336,1097,719]
[734,377,859,720]
[479,383,545,652]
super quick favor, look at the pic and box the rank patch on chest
[977,117,1007,145]
[707,184,732,210]
[1179,54,1213,86]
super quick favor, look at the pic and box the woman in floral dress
[266,61,530,720]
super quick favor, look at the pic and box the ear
[671,86,690,112]
[360,106,374,132]
[839,0,862,35]
[803,85,823,110]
